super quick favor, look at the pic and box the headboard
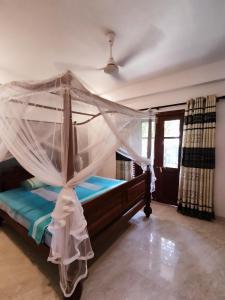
[0,158,32,192]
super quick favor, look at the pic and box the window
[141,121,155,163]
[163,120,180,168]
[141,122,148,158]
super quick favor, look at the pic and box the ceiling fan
[102,31,119,74]
[55,25,163,79]
[55,30,122,79]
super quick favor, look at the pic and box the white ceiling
[1,0,225,98]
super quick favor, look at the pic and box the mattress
[0,176,125,246]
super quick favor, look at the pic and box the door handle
[156,166,163,173]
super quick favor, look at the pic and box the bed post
[144,165,152,218]
[144,118,152,218]
[63,90,74,181]
[62,74,82,300]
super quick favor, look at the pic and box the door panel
[153,110,184,205]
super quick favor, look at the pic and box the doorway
[153,110,184,205]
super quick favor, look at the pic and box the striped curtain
[116,152,133,180]
[178,95,216,220]
[116,160,133,180]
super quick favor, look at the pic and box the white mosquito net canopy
[0,71,155,297]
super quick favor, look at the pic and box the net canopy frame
[0,70,155,297]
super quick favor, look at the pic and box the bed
[0,159,151,299]
[0,71,153,299]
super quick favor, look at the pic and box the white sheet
[31,188,58,202]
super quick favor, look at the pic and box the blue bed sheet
[0,176,125,244]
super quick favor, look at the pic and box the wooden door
[153,110,184,205]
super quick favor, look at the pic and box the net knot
[51,186,76,228]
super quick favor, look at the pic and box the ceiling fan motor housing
[104,56,119,74]
[104,63,118,74]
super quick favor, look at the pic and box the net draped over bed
[0,71,155,297]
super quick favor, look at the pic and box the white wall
[116,79,225,218]
[103,59,225,102]
[97,154,116,179]
[214,101,225,218]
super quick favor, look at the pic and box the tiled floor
[1,202,225,300]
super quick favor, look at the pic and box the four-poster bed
[0,71,154,299]
[0,162,150,240]
[0,164,150,299]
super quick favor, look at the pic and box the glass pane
[163,138,179,168]
[142,121,155,138]
[142,137,155,161]
[142,121,155,160]
[142,138,147,157]
[142,122,148,138]
[152,121,155,138]
[164,120,180,137]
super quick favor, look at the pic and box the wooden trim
[84,173,146,237]
[155,109,185,117]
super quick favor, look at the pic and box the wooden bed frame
[0,80,153,299]
[0,159,152,299]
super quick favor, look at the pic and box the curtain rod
[140,95,225,111]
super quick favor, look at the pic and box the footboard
[0,160,151,300]
[84,173,147,237]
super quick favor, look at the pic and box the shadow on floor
[1,211,144,298]
[1,224,62,298]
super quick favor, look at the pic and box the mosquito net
[0,71,155,297]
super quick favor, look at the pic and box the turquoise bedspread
[0,176,125,244]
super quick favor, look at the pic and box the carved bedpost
[63,89,74,181]
[144,117,152,218]
[144,165,152,218]
[62,76,83,300]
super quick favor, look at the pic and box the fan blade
[117,25,163,66]
[55,62,102,72]
[111,72,124,81]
